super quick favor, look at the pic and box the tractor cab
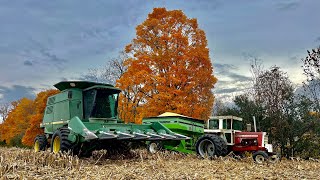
[205,116,243,145]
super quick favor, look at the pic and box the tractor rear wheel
[34,135,47,152]
[217,137,229,156]
[253,151,268,164]
[196,134,227,158]
[51,127,75,154]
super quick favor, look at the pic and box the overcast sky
[0,0,319,103]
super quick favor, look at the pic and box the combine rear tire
[196,134,227,158]
[253,151,268,164]
[51,127,74,154]
[34,135,47,152]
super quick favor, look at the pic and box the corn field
[0,147,320,179]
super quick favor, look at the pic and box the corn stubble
[0,147,319,179]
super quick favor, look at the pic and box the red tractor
[202,116,278,163]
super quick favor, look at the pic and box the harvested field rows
[0,147,320,179]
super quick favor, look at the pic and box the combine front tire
[51,127,74,154]
[34,135,47,152]
[253,151,268,164]
[195,134,227,158]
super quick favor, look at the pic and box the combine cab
[34,81,189,156]
[144,114,277,163]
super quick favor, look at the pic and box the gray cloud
[213,63,252,99]
[214,63,251,82]
[0,85,36,103]
[39,49,66,64]
[276,1,300,11]
[215,87,239,94]
[185,0,222,12]
[60,77,68,81]
[214,63,237,73]
[228,73,251,82]
[23,60,33,66]
[19,39,68,71]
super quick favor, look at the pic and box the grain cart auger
[33,81,189,156]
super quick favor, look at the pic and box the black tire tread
[217,137,228,156]
[195,134,228,158]
[35,135,47,151]
[51,127,75,154]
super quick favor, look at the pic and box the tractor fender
[68,116,98,141]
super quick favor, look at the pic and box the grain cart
[143,112,204,154]
[33,81,189,156]
[143,113,277,163]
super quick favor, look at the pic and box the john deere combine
[34,81,188,156]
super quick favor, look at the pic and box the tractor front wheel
[51,127,75,154]
[195,134,227,158]
[34,135,47,152]
[252,151,268,164]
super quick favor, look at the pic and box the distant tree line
[215,46,320,158]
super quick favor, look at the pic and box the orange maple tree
[117,8,217,123]
[0,89,59,146]
[22,89,59,146]
[0,98,35,145]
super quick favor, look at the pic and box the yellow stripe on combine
[40,120,69,126]
[52,120,69,125]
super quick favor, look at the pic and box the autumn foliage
[117,8,217,123]
[0,89,59,146]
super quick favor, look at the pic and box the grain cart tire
[147,141,163,154]
[51,127,74,154]
[196,134,227,158]
[34,135,47,152]
[253,151,268,164]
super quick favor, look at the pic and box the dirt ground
[0,147,320,179]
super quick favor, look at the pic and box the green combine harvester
[34,81,189,156]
